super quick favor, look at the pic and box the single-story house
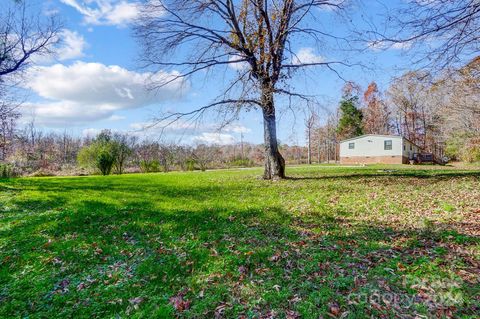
[339,134,422,164]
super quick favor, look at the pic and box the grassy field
[0,165,479,318]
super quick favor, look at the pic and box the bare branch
[369,0,480,72]
[0,1,61,78]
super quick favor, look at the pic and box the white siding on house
[340,135,403,157]
[402,139,421,160]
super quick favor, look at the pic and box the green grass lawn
[0,165,479,318]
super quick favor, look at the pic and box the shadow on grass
[285,170,480,181]
[4,179,250,204]
[1,189,479,318]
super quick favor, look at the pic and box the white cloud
[192,133,235,145]
[367,40,412,51]
[292,48,325,65]
[81,121,218,144]
[318,0,348,11]
[43,2,60,16]
[82,128,103,137]
[23,61,185,126]
[108,115,127,121]
[391,42,413,50]
[30,29,87,65]
[129,120,198,133]
[367,41,384,51]
[223,123,251,134]
[106,1,140,25]
[22,101,115,126]
[228,55,249,71]
[128,120,250,145]
[130,121,250,135]
[57,30,87,61]
[60,0,141,26]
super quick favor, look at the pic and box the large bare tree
[134,0,352,179]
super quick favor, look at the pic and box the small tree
[193,144,218,172]
[305,108,319,165]
[158,144,174,172]
[96,149,115,176]
[77,130,117,176]
[362,82,391,135]
[337,83,363,139]
[111,133,135,174]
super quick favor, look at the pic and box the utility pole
[307,126,312,164]
[326,140,330,164]
[233,142,236,161]
[240,133,244,160]
[317,130,321,163]
[335,140,338,163]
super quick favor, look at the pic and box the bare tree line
[305,56,480,164]
[0,0,60,166]
[1,123,324,176]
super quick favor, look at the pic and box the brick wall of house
[340,155,409,165]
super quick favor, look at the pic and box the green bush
[462,139,480,163]
[229,158,254,167]
[139,160,161,173]
[445,133,468,160]
[96,150,115,175]
[78,131,118,175]
[186,159,196,171]
[446,133,480,163]
[30,169,55,177]
[0,163,18,178]
[77,130,133,175]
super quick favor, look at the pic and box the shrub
[0,163,18,178]
[78,142,115,176]
[445,132,469,161]
[96,150,115,175]
[186,159,196,171]
[29,169,56,177]
[229,158,254,167]
[139,160,161,173]
[462,138,480,163]
[446,133,480,163]
[77,130,128,176]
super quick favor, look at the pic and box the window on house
[403,145,406,151]
[410,145,412,151]
[384,140,392,150]
[348,142,355,149]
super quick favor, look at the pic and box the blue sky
[20,0,413,146]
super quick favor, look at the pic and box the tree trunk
[261,88,285,180]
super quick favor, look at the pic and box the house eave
[339,134,423,151]
[339,134,403,143]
